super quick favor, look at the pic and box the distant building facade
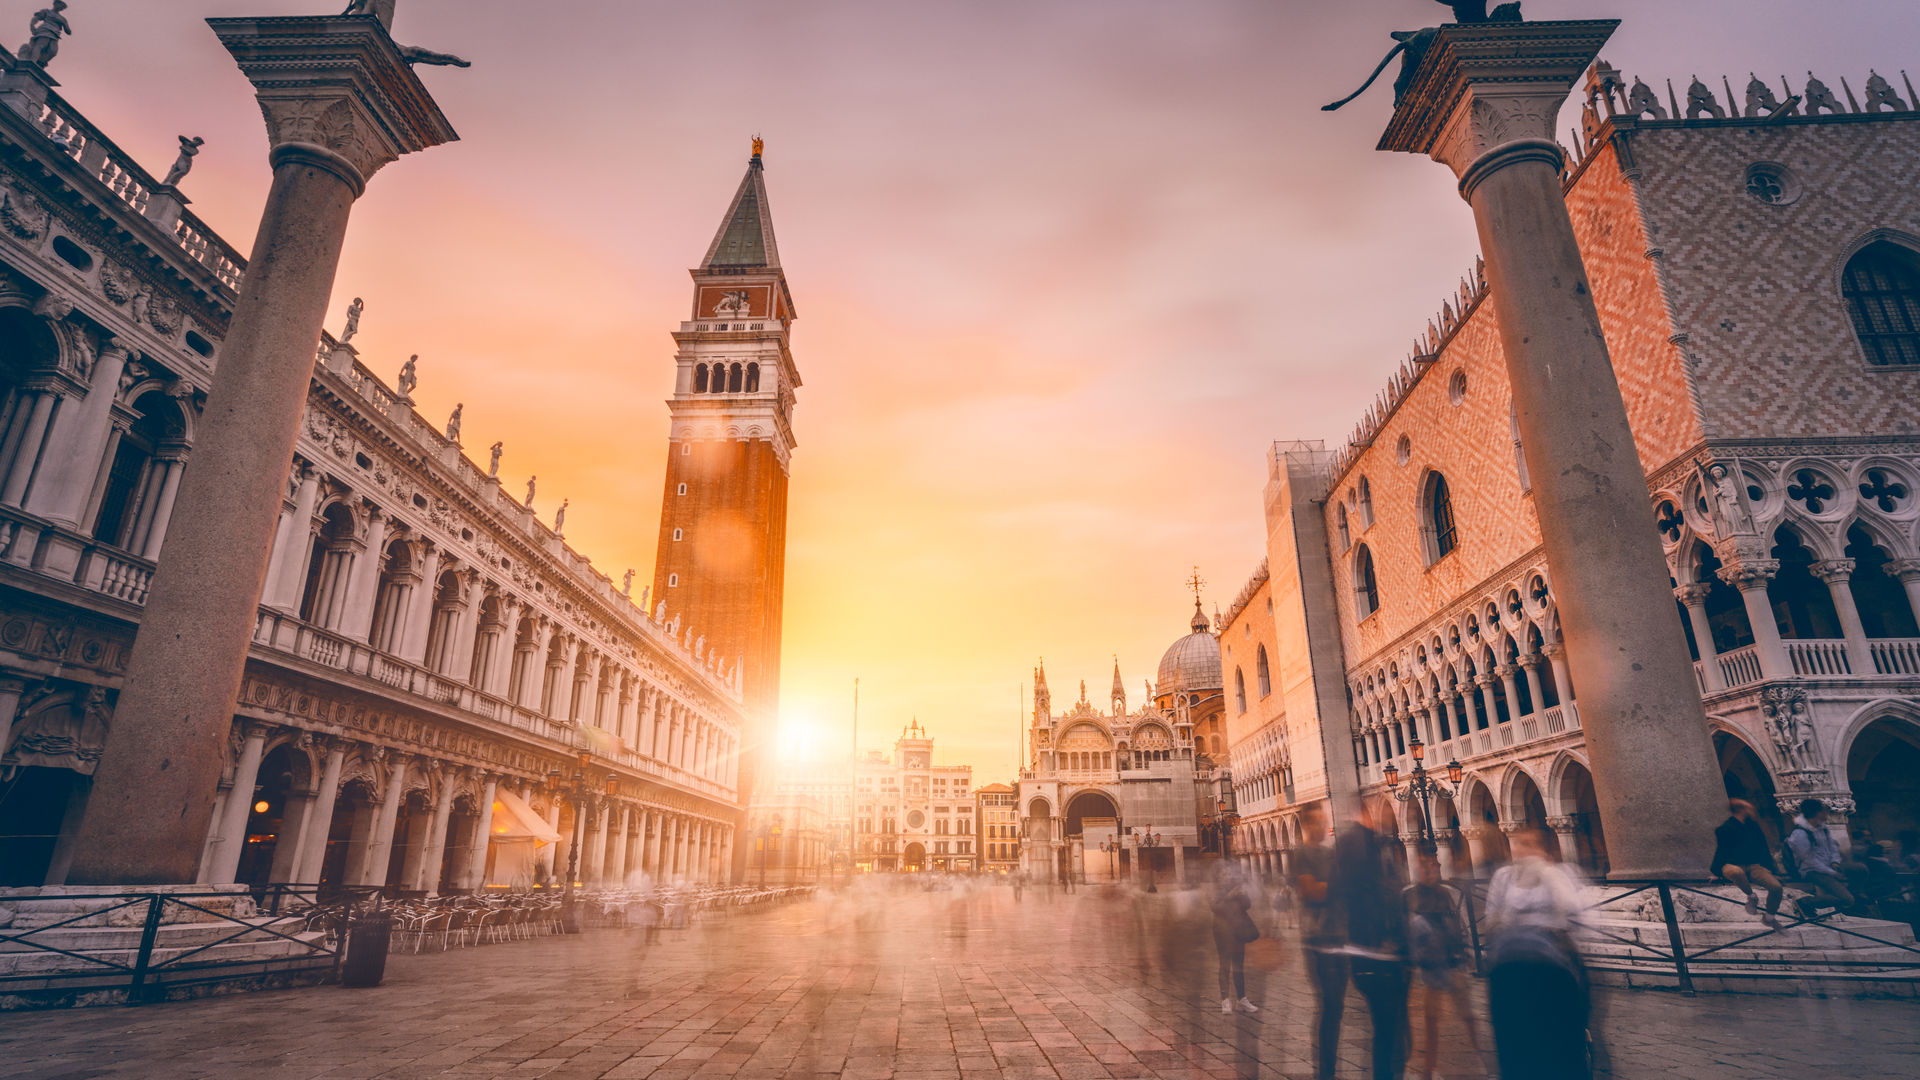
[1017,603,1230,885]
[975,782,1020,874]
[1222,66,1920,881]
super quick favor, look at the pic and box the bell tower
[652,138,798,734]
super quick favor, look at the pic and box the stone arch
[1499,764,1548,827]
[1833,696,1920,778]
[1844,711,1920,842]
[1064,788,1118,838]
[1833,228,1920,367]
[1710,722,1789,845]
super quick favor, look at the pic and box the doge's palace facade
[1225,63,1920,879]
[0,40,744,891]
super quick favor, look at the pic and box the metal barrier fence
[0,890,343,1006]
[1457,877,1920,994]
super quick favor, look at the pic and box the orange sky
[45,0,1920,780]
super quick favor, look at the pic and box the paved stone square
[1,883,1915,1080]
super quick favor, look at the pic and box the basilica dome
[1156,601,1221,693]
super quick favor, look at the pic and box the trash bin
[340,909,393,988]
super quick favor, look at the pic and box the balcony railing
[1786,639,1852,676]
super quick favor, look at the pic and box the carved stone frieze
[0,608,132,673]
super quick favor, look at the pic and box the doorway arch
[1064,789,1119,838]
[1715,729,1786,848]
[1847,715,1920,843]
[902,841,926,872]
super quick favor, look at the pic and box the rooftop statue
[553,498,567,533]
[16,1,70,68]
[488,440,502,477]
[343,0,470,68]
[1323,1,1523,113]
[161,136,204,188]
[444,401,461,442]
[396,354,418,401]
[340,297,364,343]
[525,474,536,507]
[399,44,470,68]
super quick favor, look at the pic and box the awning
[491,789,562,845]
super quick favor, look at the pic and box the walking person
[1211,867,1261,1014]
[1485,828,1590,1079]
[1710,799,1783,929]
[1403,848,1484,1080]
[1331,799,1411,1080]
[1012,869,1025,903]
[1292,802,1346,1080]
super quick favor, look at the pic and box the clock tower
[652,140,799,797]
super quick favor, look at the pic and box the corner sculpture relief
[1322,0,1523,113]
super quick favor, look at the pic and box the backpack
[1779,824,1811,880]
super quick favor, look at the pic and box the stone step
[0,916,316,953]
[0,931,328,978]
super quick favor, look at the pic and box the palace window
[1422,471,1458,564]
[1234,668,1247,714]
[693,363,709,392]
[1357,476,1375,527]
[1255,644,1271,698]
[677,483,687,495]
[672,528,683,541]
[667,573,679,587]
[1842,240,1920,367]
[728,362,744,392]
[1353,544,1380,618]
[1336,503,1351,551]
[746,362,760,392]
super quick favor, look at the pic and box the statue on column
[1322,1,1523,112]
[622,569,633,595]
[524,474,536,507]
[161,136,204,188]
[488,440,503,477]
[445,402,462,442]
[16,1,71,68]
[396,355,418,401]
[341,297,365,343]
[1699,460,1756,538]
[553,498,567,534]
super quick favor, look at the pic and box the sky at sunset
[39,0,1920,780]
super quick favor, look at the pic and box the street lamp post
[550,748,598,934]
[1138,829,1160,893]
[1100,838,1117,882]
[1383,736,1463,858]
[1217,792,1240,862]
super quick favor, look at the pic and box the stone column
[396,542,442,664]
[1721,560,1789,678]
[643,810,662,878]
[359,754,411,887]
[66,14,457,885]
[137,455,187,559]
[461,774,498,891]
[1885,561,1920,647]
[449,572,486,684]
[24,339,132,527]
[1378,18,1726,878]
[1518,657,1547,719]
[78,421,128,536]
[294,741,346,884]
[1541,644,1574,721]
[416,774,456,894]
[1172,840,1186,885]
[1674,584,1723,692]
[1460,826,1491,876]
[1474,676,1498,733]
[337,505,389,642]
[607,804,629,885]
[204,724,268,884]
[720,827,734,885]
[267,464,321,611]
[539,797,561,882]
[1496,665,1522,727]
[1433,829,1458,880]
[0,387,57,506]
[1813,560,1874,674]
[1546,815,1582,866]
[1440,696,1462,743]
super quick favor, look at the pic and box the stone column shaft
[1382,18,1725,877]
[360,758,409,887]
[295,744,346,884]
[417,777,456,895]
[1729,575,1790,678]
[0,389,56,506]
[1814,561,1873,674]
[462,775,498,890]
[268,465,321,611]
[138,458,186,559]
[338,507,389,642]
[1676,585,1724,692]
[24,342,130,526]
[205,726,268,884]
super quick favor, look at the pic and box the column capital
[207,14,459,195]
[1673,582,1714,605]
[1717,558,1779,590]
[1378,19,1619,196]
[1810,559,1857,586]
[1545,815,1580,835]
[1884,558,1920,584]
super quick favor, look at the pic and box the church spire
[700,137,781,271]
[1111,655,1127,715]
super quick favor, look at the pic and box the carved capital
[1674,583,1713,605]
[1810,560,1857,586]
[1717,559,1779,590]
[1379,20,1619,199]
[1884,558,1920,585]
[1545,815,1579,835]
[209,15,459,196]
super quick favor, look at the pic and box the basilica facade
[1016,606,1231,884]
[1222,64,1920,880]
[0,43,792,892]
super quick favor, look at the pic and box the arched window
[1768,526,1840,639]
[299,504,358,627]
[1357,476,1375,527]
[1842,240,1920,367]
[1234,668,1247,714]
[1423,471,1459,563]
[93,391,187,552]
[667,572,678,587]
[692,363,709,392]
[1336,503,1351,550]
[367,537,413,652]
[745,362,760,392]
[728,363,743,392]
[1255,644,1271,698]
[1353,544,1380,618]
[1846,524,1920,637]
